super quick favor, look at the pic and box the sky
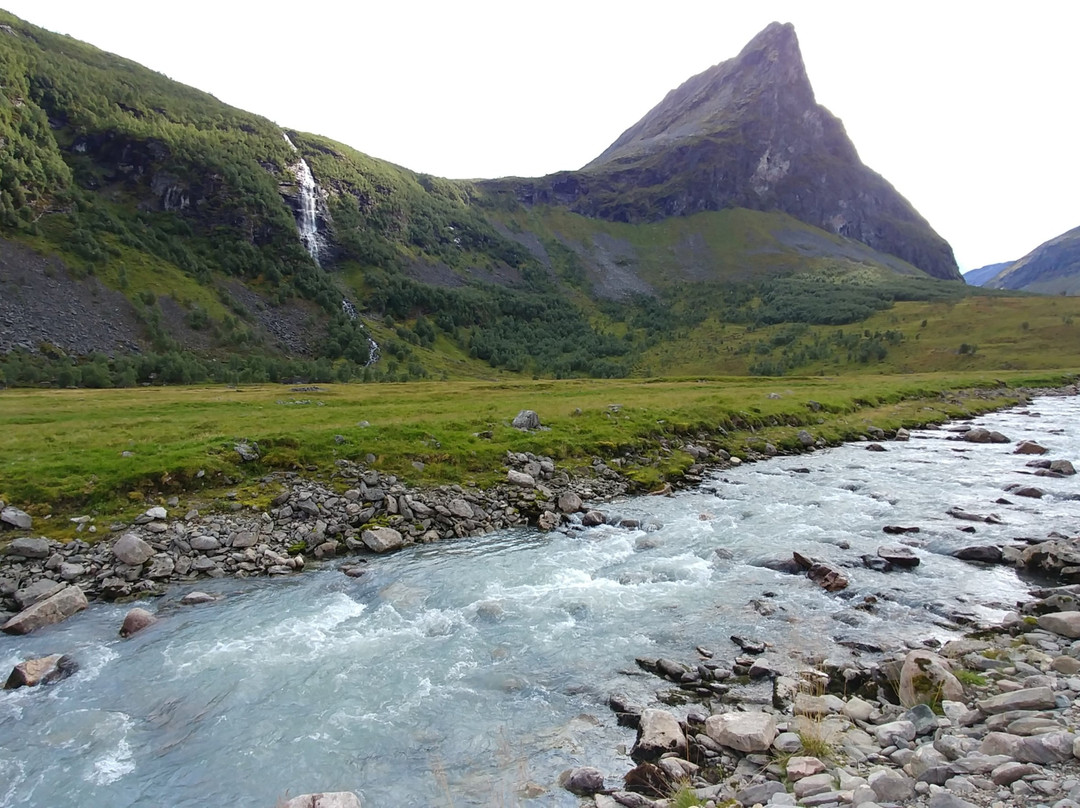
[5,0,1079,271]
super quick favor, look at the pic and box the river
[1,396,1078,807]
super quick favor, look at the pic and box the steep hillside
[482,22,959,282]
[963,262,1012,287]
[984,225,1080,295]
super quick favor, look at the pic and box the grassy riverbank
[1,370,1075,538]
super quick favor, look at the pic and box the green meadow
[2,370,1074,539]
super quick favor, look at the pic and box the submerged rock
[119,607,158,638]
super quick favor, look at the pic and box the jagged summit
[587,22,815,169]
[495,22,961,281]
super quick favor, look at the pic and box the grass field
[2,370,1075,539]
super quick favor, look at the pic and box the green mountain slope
[984,225,1080,295]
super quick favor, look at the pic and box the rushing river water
[2,396,1078,807]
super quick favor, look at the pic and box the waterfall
[341,298,381,367]
[283,133,324,266]
[284,133,379,368]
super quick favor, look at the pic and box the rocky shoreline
[2,386,1079,808]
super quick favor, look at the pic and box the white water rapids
[1,396,1077,806]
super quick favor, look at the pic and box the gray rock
[869,769,914,802]
[705,711,777,753]
[1050,459,1076,475]
[13,579,64,610]
[231,531,258,548]
[189,535,221,552]
[557,492,583,513]
[875,720,916,747]
[507,470,535,487]
[1039,611,1080,639]
[2,585,88,635]
[59,563,85,581]
[511,410,541,430]
[7,536,47,557]
[1015,440,1049,455]
[794,773,834,799]
[279,793,362,808]
[631,708,686,761]
[991,762,1041,786]
[112,532,153,566]
[879,545,920,568]
[1016,731,1077,764]
[899,650,964,708]
[447,498,473,519]
[581,510,606,527]
[928,794,977,808]
[979,732,1022,757]
[234,440,260,461]
[361,527,404,553]
[735,781,786,806]
[953,545,1004,563]
[0,506,32,530]
[180,591,216,605]
[147,555,175,579]
[977,686,1057,714]
[558,766,605,795]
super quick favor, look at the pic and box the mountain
[0,10,990,385]
[982,226,1080,295]
[482,22,960,282]
[964,262,1013,287]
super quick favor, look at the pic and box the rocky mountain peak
[587,21,812,169]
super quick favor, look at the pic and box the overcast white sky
[6,0,1079,270]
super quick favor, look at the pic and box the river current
[2,396,1078,807]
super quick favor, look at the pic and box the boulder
[234,440,260,461]
[1050,459,1076,475]
[2,585,88,635]
[581,510,606,527]
[895,427,911,441]
[507,470,535,487]
[964,428,1010,444]
[1037,610,1080,639]
[279,793,362,808]
[865,443,887,452]
[878,545,920,568]
[511,410,541,431]
[797,430,814,447]
[447,498,473,519]
[0,506,32,530]
[953,545,1003,563]
[4,653,78,689]
[1012,485,1044,499]
[112,532,154,566]
[7,536,48,557]
[558,766,605,795]
[1015,731,1076,764]
[537,511,559,531]
[361,527,404,553]
[631,708,686,761]
[13,579,64,610]
[1014,440,1049,455]
[705,711,777,753]
[180,591,217,605]
[120,607,157,638]
[977,686,1057,714]
[557,492,583,513]
[899,650,963,708]
[869,769,915,802]
[189,535,221,551]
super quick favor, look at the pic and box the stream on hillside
[1,396,1078,807]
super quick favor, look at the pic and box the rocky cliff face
[984,226,1080,295]
[488,23,960,281]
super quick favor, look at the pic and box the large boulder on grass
[511,410,541,431]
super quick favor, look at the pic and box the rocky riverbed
[1,388,1079,807]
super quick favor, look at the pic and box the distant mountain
[964,262,1013,287]
[0,10,985,383]
[983,226,1080,295]
[483,22,960,281]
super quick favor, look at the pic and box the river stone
[14,578,64,610]
[991,761,1040,786]
[511,410,541,430]
[978,686,1057,714]
[120,607,157,638]
[1015,731,1077,764]
[507,470,535,487]
[180,591,216,605]
[807,562,848,591]
[447,498,473,519]
[2,585,88,635]
[787,756,827,780]
[953,545,1003,563]
[7,536,48,557]
[0,506,32,530]
[147,555,175,579]
[361,527,404,553]
[874,719,916,746]
[965,428,1010,444]
[279,793,362,808]
[705,711,777,753]
[899,650,963,708]
[558,766,605,795]
[1050,459,1076,475]
[189,535,221,551]
[631,708,686,761]
[231,531,258,548]
[581,510,606,527]
[869,769,915,802]
[928,794,978,808]
[1015,440,1049,454]
[59,562,85,581]
[537,511,559,531]
[4,653,77,689]
[879,545,920,568]
[1013,485,1044,498]
[112,532,154,566]
[735,781,786,806]
[1038,611,1080,639]
[557,492,583,513]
